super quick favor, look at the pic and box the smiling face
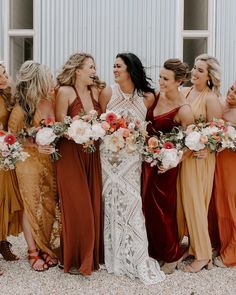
[191,60,209,87]
[113,57,130,84]
[159,68,180,93]
[226,81,236,106]
[0,65,9,90]
[76,57,96,86]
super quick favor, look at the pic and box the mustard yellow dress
[0,96,23,241]
[8,105,60,258]
[177,88,215,260]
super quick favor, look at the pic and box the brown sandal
[28,248,48,272]
[0,240,19,261]
[40,251,58,268]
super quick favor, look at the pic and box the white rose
[36,127,57,145]
[185,131,205,151]
[91,123,106,140]
[67,119,92,144]
[160,149,183,169]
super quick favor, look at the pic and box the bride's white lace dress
[100,84,165,285]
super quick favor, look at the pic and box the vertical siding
[0,0,4,60]
[215,0,236,94]
[39,0,177,86]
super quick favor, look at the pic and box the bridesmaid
[55,53,105,275]
[8,61,60,271]
[177,54,222,272]
[0,62,22,267]
[142,59,194,274]
[213,81,236,268]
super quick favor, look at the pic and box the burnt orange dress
[56,87,103,275]
[214,149,236,266]
[0,95,23,241]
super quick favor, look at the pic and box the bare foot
[28,249,48,272]
[41,252,58,267]
[183,259,212,273]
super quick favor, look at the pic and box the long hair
[15,60,52,126]
[56,53,105,89]
[195,54,221,96]
[116,52,155,95]
[0,63,15,111]
[163,58,190,85]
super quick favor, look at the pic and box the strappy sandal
[0,240,19,261]
[40,251,58,268]
[183,259,213,273]
[28,248,48,272]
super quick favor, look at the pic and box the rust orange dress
[214,149,236,266]
[0,95,23,241]
[56,87,103,275]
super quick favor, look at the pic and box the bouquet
[35,116,71,160]
[67,110,106,153]
[100,110,148,154]
[0,130,29,170]
[143,127,184,169]
[184,118,226,152]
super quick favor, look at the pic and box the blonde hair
[195,54,221,96]
[0,63,15,111]
[56,53,105,89]
[15,60,52,126]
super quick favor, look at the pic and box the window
[5,0,35,79]
[176,0,215,70]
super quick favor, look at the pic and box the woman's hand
[193,148,208,159]
[37,144,55,154]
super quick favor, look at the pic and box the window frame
[176,0,216,59]
[3,0,40,75]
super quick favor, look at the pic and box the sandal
[0,240,19,261]
[214,256,227,268]
[40,251,58,268]
[28,248,48,272]
[183,259,213,273]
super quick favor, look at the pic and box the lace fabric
[100,84,165,284]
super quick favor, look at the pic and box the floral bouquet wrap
[143,127,184,169]
[0,130,29,170]
[100,110,148,154]
[66,110,106,153]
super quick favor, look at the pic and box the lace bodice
[107,84,147,121]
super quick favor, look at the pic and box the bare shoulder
[205,91,219,103]
[143,91,155,109]
[98,86,112,112]
[180,86,191,97]
[56,86,75,99]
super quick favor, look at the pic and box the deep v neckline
[72,86,96,113]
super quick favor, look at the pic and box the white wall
[39,0,178,86]
[215,0,236,95]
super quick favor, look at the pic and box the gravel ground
[0,234,235,295]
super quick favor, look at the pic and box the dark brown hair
[163,58,190,85]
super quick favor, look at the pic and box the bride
[99,52,165,285]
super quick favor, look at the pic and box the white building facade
[0,0,235,93]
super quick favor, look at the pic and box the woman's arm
[98,86,112,113]
[143,92,155,109]
[206,93,222,121]
[55,87,70,122]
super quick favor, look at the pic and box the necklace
[118,84,137,102]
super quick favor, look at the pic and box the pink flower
[101,121,110,131]
[199,135,208,144]
[122,129,130,138]
[44,116,54,126]
[162,141,174,149]
[4,134,17,145]
[148,137,159,148]
[105,112,118,124]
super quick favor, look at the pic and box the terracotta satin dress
[214,149,236,266]
[0,96,23,241]
[56,87,103,275]
[142,94,183,263]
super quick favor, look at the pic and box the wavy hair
[163,58,190,85]
[195,54,221,96]
[15,60,52,126]
[116,52,155,95]
[56,53,105,89]
[0,63,15,111]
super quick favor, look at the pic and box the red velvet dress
[56,87,104,274]
[142,94,183,263]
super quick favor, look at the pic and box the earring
[207,80,211,87]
